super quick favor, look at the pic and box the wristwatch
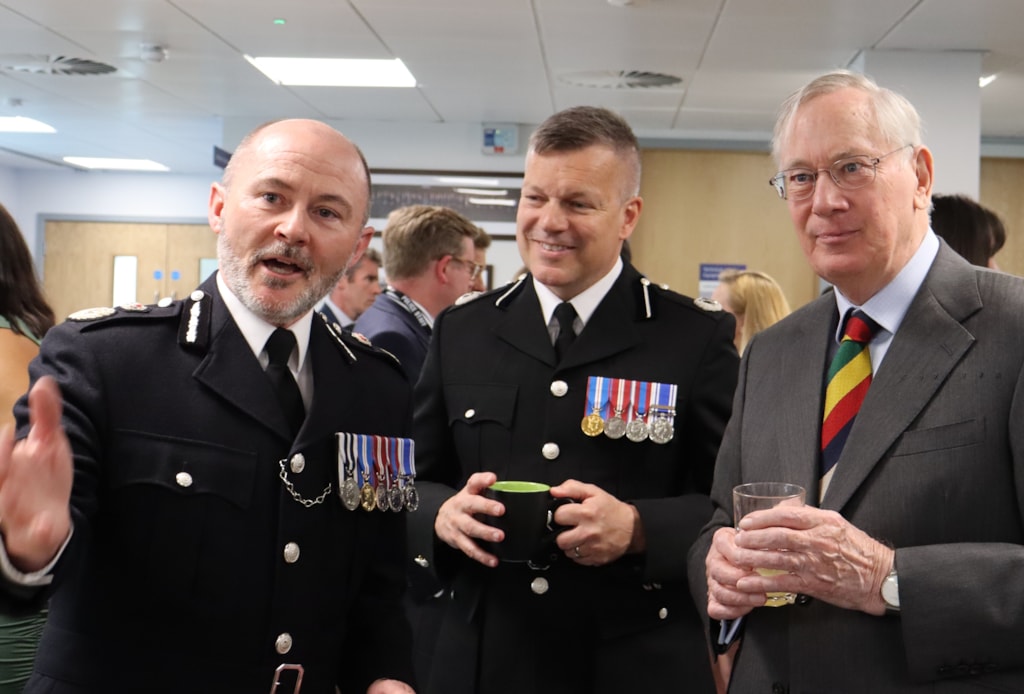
[881,567,900,612]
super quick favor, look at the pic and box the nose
[537,201,569,233]
[275,207,310,245]
[809,172,848,215]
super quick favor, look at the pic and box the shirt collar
[319,296,354,327]
[833,229,939,343]
[216,273,312,371]
[534,257,623,328]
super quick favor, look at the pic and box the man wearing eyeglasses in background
[690,70,1024,692]
[353,204,484,383]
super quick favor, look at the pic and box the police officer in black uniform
[0,120,417,694]
[408,106,739,694]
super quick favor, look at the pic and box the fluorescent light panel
[0,116,56,133]
[64,157,169,172]
[455,187,508,196]
[439,176,500,186]
[245,56,416,87]
[468,197,516,207]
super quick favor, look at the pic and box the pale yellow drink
[732,482,806,607]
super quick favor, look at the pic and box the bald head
[223,119,373,226]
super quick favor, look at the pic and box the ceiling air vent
[559,70,682,89]
[0,55,116,76]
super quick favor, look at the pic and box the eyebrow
[255,176,356,217]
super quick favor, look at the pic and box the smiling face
[209,119,373,326]
[778,88,933,304]
[517,145,641,300]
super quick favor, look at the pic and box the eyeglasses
[769,144,913,201]
[449,256,484,281]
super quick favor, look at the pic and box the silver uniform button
[290,453,305,474]
[283,542,300,564]
[414,555,430,568]
[275,632,293,654]
[530,577,549,595]
[550,380,568,397]
[464,408,476,419]
[190,290,205,302]
[175,472,193,488]
[542,443,560,460]
[658,607,668,620]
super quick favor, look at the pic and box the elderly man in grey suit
[690,70,1024,693]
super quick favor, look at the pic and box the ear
[209,182,226,233]
[912,146,934,211]
[348,226,374,267]
[434,254,453,284]
[620,195,643,241]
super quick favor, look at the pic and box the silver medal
[341,478,361,511]
[625,418,649,443]
[375,485,388,512]
[649,416,674,444]
[605,414,627,439]
[404,484,420,512]
[388,486,405,512]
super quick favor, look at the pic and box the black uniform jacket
[408,264,739,692]
[9,275,416,694]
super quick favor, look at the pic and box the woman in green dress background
[0,201,55,693]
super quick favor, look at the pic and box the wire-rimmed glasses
[449,256,484,281]
[769,144,913,201]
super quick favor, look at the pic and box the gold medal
[581,412,605,436]
[360,483,376,512]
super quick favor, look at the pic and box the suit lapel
[823,246,981,511]
[775,299,836,503]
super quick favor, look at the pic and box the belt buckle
[268,663,304,694]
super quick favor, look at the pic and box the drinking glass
[732,482,806,607]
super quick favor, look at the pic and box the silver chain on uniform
[278,459,332,507]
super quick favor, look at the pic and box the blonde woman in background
[711,269,791,355]
[0,201,54,694]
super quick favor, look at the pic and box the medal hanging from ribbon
[386,437,404,512]
[359,435,377,512]
[581,376,607,437]
[337,433,361,511]
[605,378,629,440]
[648,381,678,444]
[398,437,418,512]
[625,380,650,442]
[374,435,390,512]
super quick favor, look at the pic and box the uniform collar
[216,273,312,373]
[533,256,623,329]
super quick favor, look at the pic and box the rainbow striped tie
[821,310,880,477]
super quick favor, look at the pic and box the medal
[404,484,420,512]
[337,433,361,511]
[625,380,650,442]
[648,382,678,445]
[386,438,404,512]
[359,435,377,512]
[374,435,390,512]
[580,376,607,437]
[605,378,628,440]
[398,437,418,512]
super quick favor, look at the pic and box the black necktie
[553,302,578,363]
[265,328,305,436]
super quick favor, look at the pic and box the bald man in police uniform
[0,120,416,694]
[408,107,739,694]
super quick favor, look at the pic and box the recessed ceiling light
[0,116,56,133]
[979,74,997,88]
[438,176,500,186]
[245,56,416,87]
[63,157,169,171]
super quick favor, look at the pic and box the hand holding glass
[732,482,806,607]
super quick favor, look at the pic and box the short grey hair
[771,70,923,166]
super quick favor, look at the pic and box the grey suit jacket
[689,243,1024,693]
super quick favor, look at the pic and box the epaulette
[68,299,183,329]
[317,312,404,372]
[693,297,724,312]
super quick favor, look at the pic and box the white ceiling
[0,0,1021,175]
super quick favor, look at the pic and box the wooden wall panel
[980,157,1024,277]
